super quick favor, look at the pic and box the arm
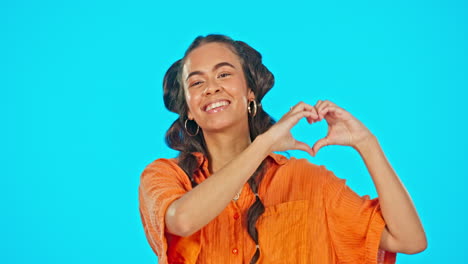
[166,104,318,237]
[165,136,270,237]
[355,135,427,254]
[310,100,427,254]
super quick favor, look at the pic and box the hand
[311,100,373,156]
[262,102,321,156]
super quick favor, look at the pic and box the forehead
[183,42,241,75]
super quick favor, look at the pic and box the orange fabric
[139,153,397,264]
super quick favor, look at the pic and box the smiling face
[182,42,254,134]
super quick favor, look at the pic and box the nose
[203,80,222,96]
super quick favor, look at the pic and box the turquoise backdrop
[2,0,467,263]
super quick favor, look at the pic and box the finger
[315,106,322,120]
[306,110,320,124]
[289,101,314,114]
[319,105,344,120]
[316,100,336,109]
[286,110,318,128]
[314,100,327,119]
[289,101,319,120]
[282,106,318,126]
[315,100,324,112]
[316,100,339,119]
[294,140,315,156]
[307,104,320,123]
[311,137,330,156]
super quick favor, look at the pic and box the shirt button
[233,213,240,220]
[232,248,239,255]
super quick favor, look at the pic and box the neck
[203,128,252,174]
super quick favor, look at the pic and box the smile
[204,100,231,113]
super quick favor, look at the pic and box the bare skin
[164,42,427,254]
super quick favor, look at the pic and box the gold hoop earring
[184,119,199,136]
[248,100,258,117]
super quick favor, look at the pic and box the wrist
[253,134,274,157]
[353,134,379,154]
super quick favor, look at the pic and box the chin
[202,123,235,133]
[201,118,247,134]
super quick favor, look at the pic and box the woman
[139,34,427,263]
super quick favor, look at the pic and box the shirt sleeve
[321,166,397,264]
[138,158,193,263]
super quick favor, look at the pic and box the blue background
[2,0,467,263]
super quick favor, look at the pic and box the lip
[202,99,231,112]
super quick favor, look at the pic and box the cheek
[185,90,201,112]
[226,78,249,96]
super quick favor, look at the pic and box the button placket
[233,212,240,220]
[230,202,243,259]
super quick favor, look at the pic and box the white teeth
[205,101,230,111]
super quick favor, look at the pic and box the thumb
[294,140,314,156]
[312,137,330,156]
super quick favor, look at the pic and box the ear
[248,89,256,101]
[187,111,194,120]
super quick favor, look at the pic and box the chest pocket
[256,200,310,263]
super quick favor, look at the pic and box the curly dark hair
[163,34,276,264]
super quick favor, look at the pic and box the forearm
[355,135,427,250]
[165,134,271,237]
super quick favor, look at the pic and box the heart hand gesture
[310,100,373,156]
[263,100,373,156]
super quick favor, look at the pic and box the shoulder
[140,157,191,188]
[141,157,179,177]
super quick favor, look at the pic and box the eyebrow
[185,62,236,81]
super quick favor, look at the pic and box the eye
[190,81,203,87]
[218,72,231,78]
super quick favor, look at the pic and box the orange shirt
[139,153,397,264]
